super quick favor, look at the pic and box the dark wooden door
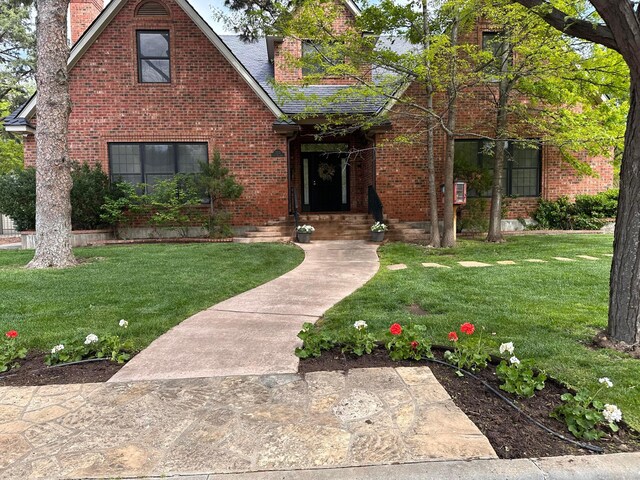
[303,152,349,212]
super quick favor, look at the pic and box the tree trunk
[487,39,512,243]
[487,92,510,242]
[27,0,75,269]
[609,85,640,345]
[422,0,441,248]
[442,14,459,248]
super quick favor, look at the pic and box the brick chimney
[69,0,103,44]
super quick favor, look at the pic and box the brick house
[3,0,613,237]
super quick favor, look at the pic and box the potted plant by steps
[296,224,315,243]
[370,221,388,242]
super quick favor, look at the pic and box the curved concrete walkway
[110,240,380,382]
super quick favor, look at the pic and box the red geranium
[389,323,402,335]
[460,323,475,335]
[5,330,18,339]
[448,331,458,342]
[410,341,419,349]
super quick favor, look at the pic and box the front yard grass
[0,243,303,352]
[318,234,640,429]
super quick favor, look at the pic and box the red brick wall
[374,19,614,223]
[25,0,289,226]
[70,0,103,44]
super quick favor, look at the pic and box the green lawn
[0,243,303,351]
[318,234,640,429]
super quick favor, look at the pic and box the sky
[189,0,233,33]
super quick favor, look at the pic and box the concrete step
[246,231,293,238]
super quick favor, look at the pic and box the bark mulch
[298,347,640,459]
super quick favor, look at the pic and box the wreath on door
[318,162,336,181]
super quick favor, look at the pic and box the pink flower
[389,323,402,335]
[460,323,475,335]
[410,341,419,349]
[448,331,458,342]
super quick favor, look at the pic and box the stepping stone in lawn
[422,262,451,269]
[524,259,547,263]
[458,261,492,268]
[577,255,599,261]
[603,254,614,257]
[553,257,576,262]
[387,264,408,271]
[497,261,517,265]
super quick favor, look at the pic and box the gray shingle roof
[3,103,32,128]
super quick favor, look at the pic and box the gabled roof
[5,0,412,130]
[12,0,284,127]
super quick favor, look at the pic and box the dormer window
[137,30,170,83]
[301,41,332,77]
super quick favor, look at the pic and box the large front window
[108,142,207,189]
[137,31,170,83]
[454,140,541,197]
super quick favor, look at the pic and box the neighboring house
[3,0,613,233]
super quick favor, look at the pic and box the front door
[301,149,349,212]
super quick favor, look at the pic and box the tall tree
[28,0,75,268]
[512,0,640,345]
[225,0,481,247]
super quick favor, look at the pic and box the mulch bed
[0,352,125,387]
[298,347,640,459]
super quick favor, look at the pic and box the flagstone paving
[577,255,600,260]
[524,259,547,263]
[110,241,380,382]
[458,261,492,268]
[387,263,408,270]
[496,261,517,265]
[552,257,576,262]
[421,263,451,268]
[0,367,496,479]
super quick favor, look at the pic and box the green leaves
[341,327,377,357]
[385,323,434,361]
[295,322,334,359]
[0,334,27,373]
[45,331,135,366]
[496,358,546,398]
[551,391,607,440]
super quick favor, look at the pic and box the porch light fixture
[271,149,285,157]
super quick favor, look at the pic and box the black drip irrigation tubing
[424,356,605,454]
[0,357,111,379]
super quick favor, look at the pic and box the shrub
[71,163,110,229]
[0,163,113,231]
[342,320,377,356]
[532,190,618,230]
[459,198,489,233]
[444,323,493,375]
[0,167,36,231]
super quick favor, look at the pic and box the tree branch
[512,0,618,51]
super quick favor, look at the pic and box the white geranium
[51,344,64,354]
[599,377,613,388]
[296,224,315,233]
[603,404,622,423]
[119,319,129,328]
[353,320,368,330]
[84,334,99,345]
[509,356,520,365]
[499,342,515,355]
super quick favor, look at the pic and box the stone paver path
[577,255,599,260]
[110,241,379,382]
[497,260,516,265]
[525,259,547,263]
[0,367,496,480]
[458,261,492,268]
[387,263,408,270]
[422,263,451,269]
[552,257,576,262]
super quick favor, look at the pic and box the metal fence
[0,214,17,236]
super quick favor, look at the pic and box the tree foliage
[0,0,35,106]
